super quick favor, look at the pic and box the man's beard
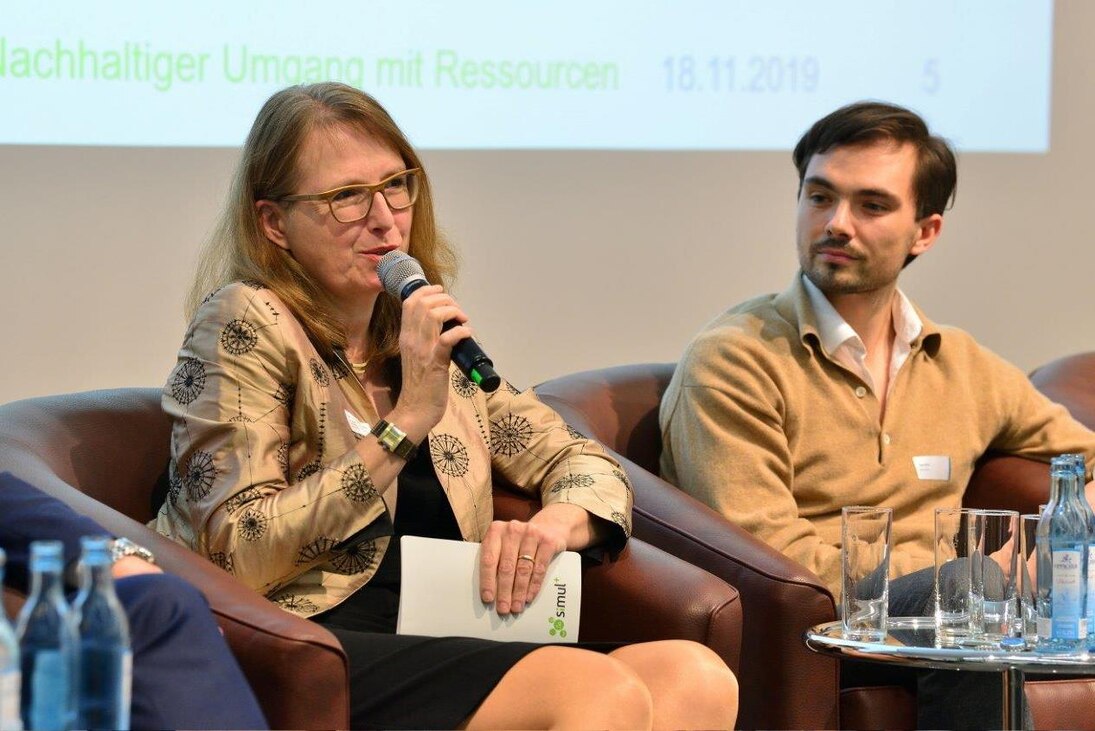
[802,237,874,294]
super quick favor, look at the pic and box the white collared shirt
[801,274,922,397]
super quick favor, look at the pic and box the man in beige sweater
[660,101,1095,729]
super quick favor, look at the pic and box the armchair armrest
[537,391,839,730]
[619,451,838,729]
[965,453,1050,514]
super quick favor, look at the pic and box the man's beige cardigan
[660,276,1095,595]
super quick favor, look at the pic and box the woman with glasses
[152,82,737,730]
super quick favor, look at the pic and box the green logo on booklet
[547,575,569,637]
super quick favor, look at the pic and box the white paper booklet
[396,536,581,643]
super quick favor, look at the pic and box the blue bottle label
[1051,548,1087,639]
[1088,550,1095,625]
[28,650,68,731]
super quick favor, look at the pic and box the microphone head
[378,251,427,299]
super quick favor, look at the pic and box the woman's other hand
[387,284,473,439]
[479,504,604,616]
[479,516,567,616]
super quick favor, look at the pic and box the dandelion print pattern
[296,537,338,565]
[297,461,321,481]
[273,382,295,407]
[170,358,206,405]
[209,552,235,574]
[237,508,268,541]
[490,414,533,457]
[331,542,377,575]
[220,319,258,356]
[451,370,478,398]
[430,434,470,477]
[166,461,183,506]
[612,469,633,495]
[549,473,595,495]
[341,464,378,503]
[184,451,216,501]
[611,511,631,534]
[309,358,330,386]
[223,487,262,514]
[277,442,290,480]
[273,594,319,615]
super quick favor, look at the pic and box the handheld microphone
[377,251,501,393]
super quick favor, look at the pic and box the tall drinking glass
[841,506,893,641]
[935,507,973,644]
[1020,513,1040,644]
[968,509,1020,645]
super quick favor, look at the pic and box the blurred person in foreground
[2,471,267,730]
[153,81,737,731]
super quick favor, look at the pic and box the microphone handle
[398,280,501,393]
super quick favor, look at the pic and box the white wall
[1,1,1092,404]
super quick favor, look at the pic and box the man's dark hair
[792,101,957,221]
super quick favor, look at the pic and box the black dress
[312,440,545,730]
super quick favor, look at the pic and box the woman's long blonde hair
[188,82,457,363]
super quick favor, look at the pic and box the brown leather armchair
[536,356,1095,730]
[0,388,743,729]
[537,364,838,730]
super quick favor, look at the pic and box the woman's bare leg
[463,645,653,730]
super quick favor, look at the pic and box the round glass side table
[804,616,1095,730]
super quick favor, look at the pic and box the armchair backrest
[1031,352,1095,429]
[0,389,170,521]
[965,351,1095,514]
[535,363,673,472]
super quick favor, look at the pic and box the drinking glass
[935,507,973,644]
[841,506,893,641]
[1019,513,1040,644]
[967,509,1021,645]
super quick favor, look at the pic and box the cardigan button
[882,433,892,446]
[854,386,867,398]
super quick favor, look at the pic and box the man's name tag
[345,410,371,438]
[913,455,950,481]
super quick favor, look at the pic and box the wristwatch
[110,537,156,565]
[371,419,419,460]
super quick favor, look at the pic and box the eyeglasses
[277,168,421,223]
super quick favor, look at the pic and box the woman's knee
[524,647,653,728]
[611,640,738,727]
[469,646,653,730]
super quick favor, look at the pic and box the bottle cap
[29,539,63,572]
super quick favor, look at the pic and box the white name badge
[345,410,371,438]
[912,455,951,481]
